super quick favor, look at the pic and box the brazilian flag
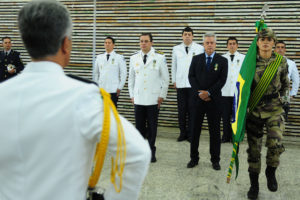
[226,20,267,183]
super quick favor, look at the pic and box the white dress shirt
[171,42,204,88]
[222,51,245,97]
[0,61,151,200]
[128,47,169,105]
[93,50,127,93]
[286,58,299,96]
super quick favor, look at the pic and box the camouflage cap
[257,28,277,42]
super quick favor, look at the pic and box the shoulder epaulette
[132,51,139,55]
[67,74,98,86]
[156,50,164,55]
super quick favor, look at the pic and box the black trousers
[221,96,233,141]
[110,93,118,108]
[134,104,159,156]
[176,88,193,138]
[190,98,221,164]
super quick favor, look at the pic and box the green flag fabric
[226,20,267,183]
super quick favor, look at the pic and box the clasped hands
[198,90,211,101]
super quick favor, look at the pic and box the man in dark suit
[0,36,24,82]
[187,32,228,170]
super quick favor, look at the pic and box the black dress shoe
[187,160,198,168]
[187,137,191,143]
[212,162,221,170]
[221,138,231,143]
[151,155,157,163]
[177,135,187,142]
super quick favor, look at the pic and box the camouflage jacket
[249,52,289,118]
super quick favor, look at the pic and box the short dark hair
[276,40,286,48]
[182,27,193,35]
[105,36,115,44]
[140,33,153,42]
[18,0,72,59]
[2,36,11,42]
[226,37,238,45]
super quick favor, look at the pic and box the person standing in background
[0,36,24,82]
[221,37,245,143]
[128,33,169,163]
[93,36,127,107]
[172,27,204,142]
[187,32,227,170]
[274,40,299,121]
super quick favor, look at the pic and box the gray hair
[203,32,217,43]
[18,0,72,59]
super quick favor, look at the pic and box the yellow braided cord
[88,89,111,188]
[88,88,126,193]
[109,94,126,193]
[226,142,238,183]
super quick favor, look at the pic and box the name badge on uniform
[153,60,156,68]
[214,63,218,71]
[112,58,115,64]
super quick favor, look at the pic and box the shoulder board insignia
[67,74,98,86]
[156,50,164,55]
[132,51,139,55]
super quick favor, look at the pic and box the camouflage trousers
[246,112,285,174]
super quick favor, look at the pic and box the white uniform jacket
[287,58,299,96]
[0,61,151,200]
[171,42,204,88]
[128,47,169,105]
[222,51,245,97]
[93,50,127,93]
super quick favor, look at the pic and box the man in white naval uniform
[0,1,151,200]
[275,40,299,120]
[172,27,204,142]
[93,36,127,107]
[128,33,169,163]
[221,37,245,143]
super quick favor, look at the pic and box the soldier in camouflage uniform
[246,28,289,200]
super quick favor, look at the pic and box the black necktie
[206,56,212,70]
[185,46,189,54]
[5,52,8,57]
[143,54,147,64]
[106,54,110,61]
[230,54,234,61]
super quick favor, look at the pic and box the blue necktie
[206,56,212,71]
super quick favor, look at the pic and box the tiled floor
[99,127,300,200]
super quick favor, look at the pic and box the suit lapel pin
[214,63,218,71]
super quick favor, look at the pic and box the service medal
[112,58,115,64]
[214,63,218,71]
[237,60,240,65]
[153,60,156,68]
[7,64,16,71]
